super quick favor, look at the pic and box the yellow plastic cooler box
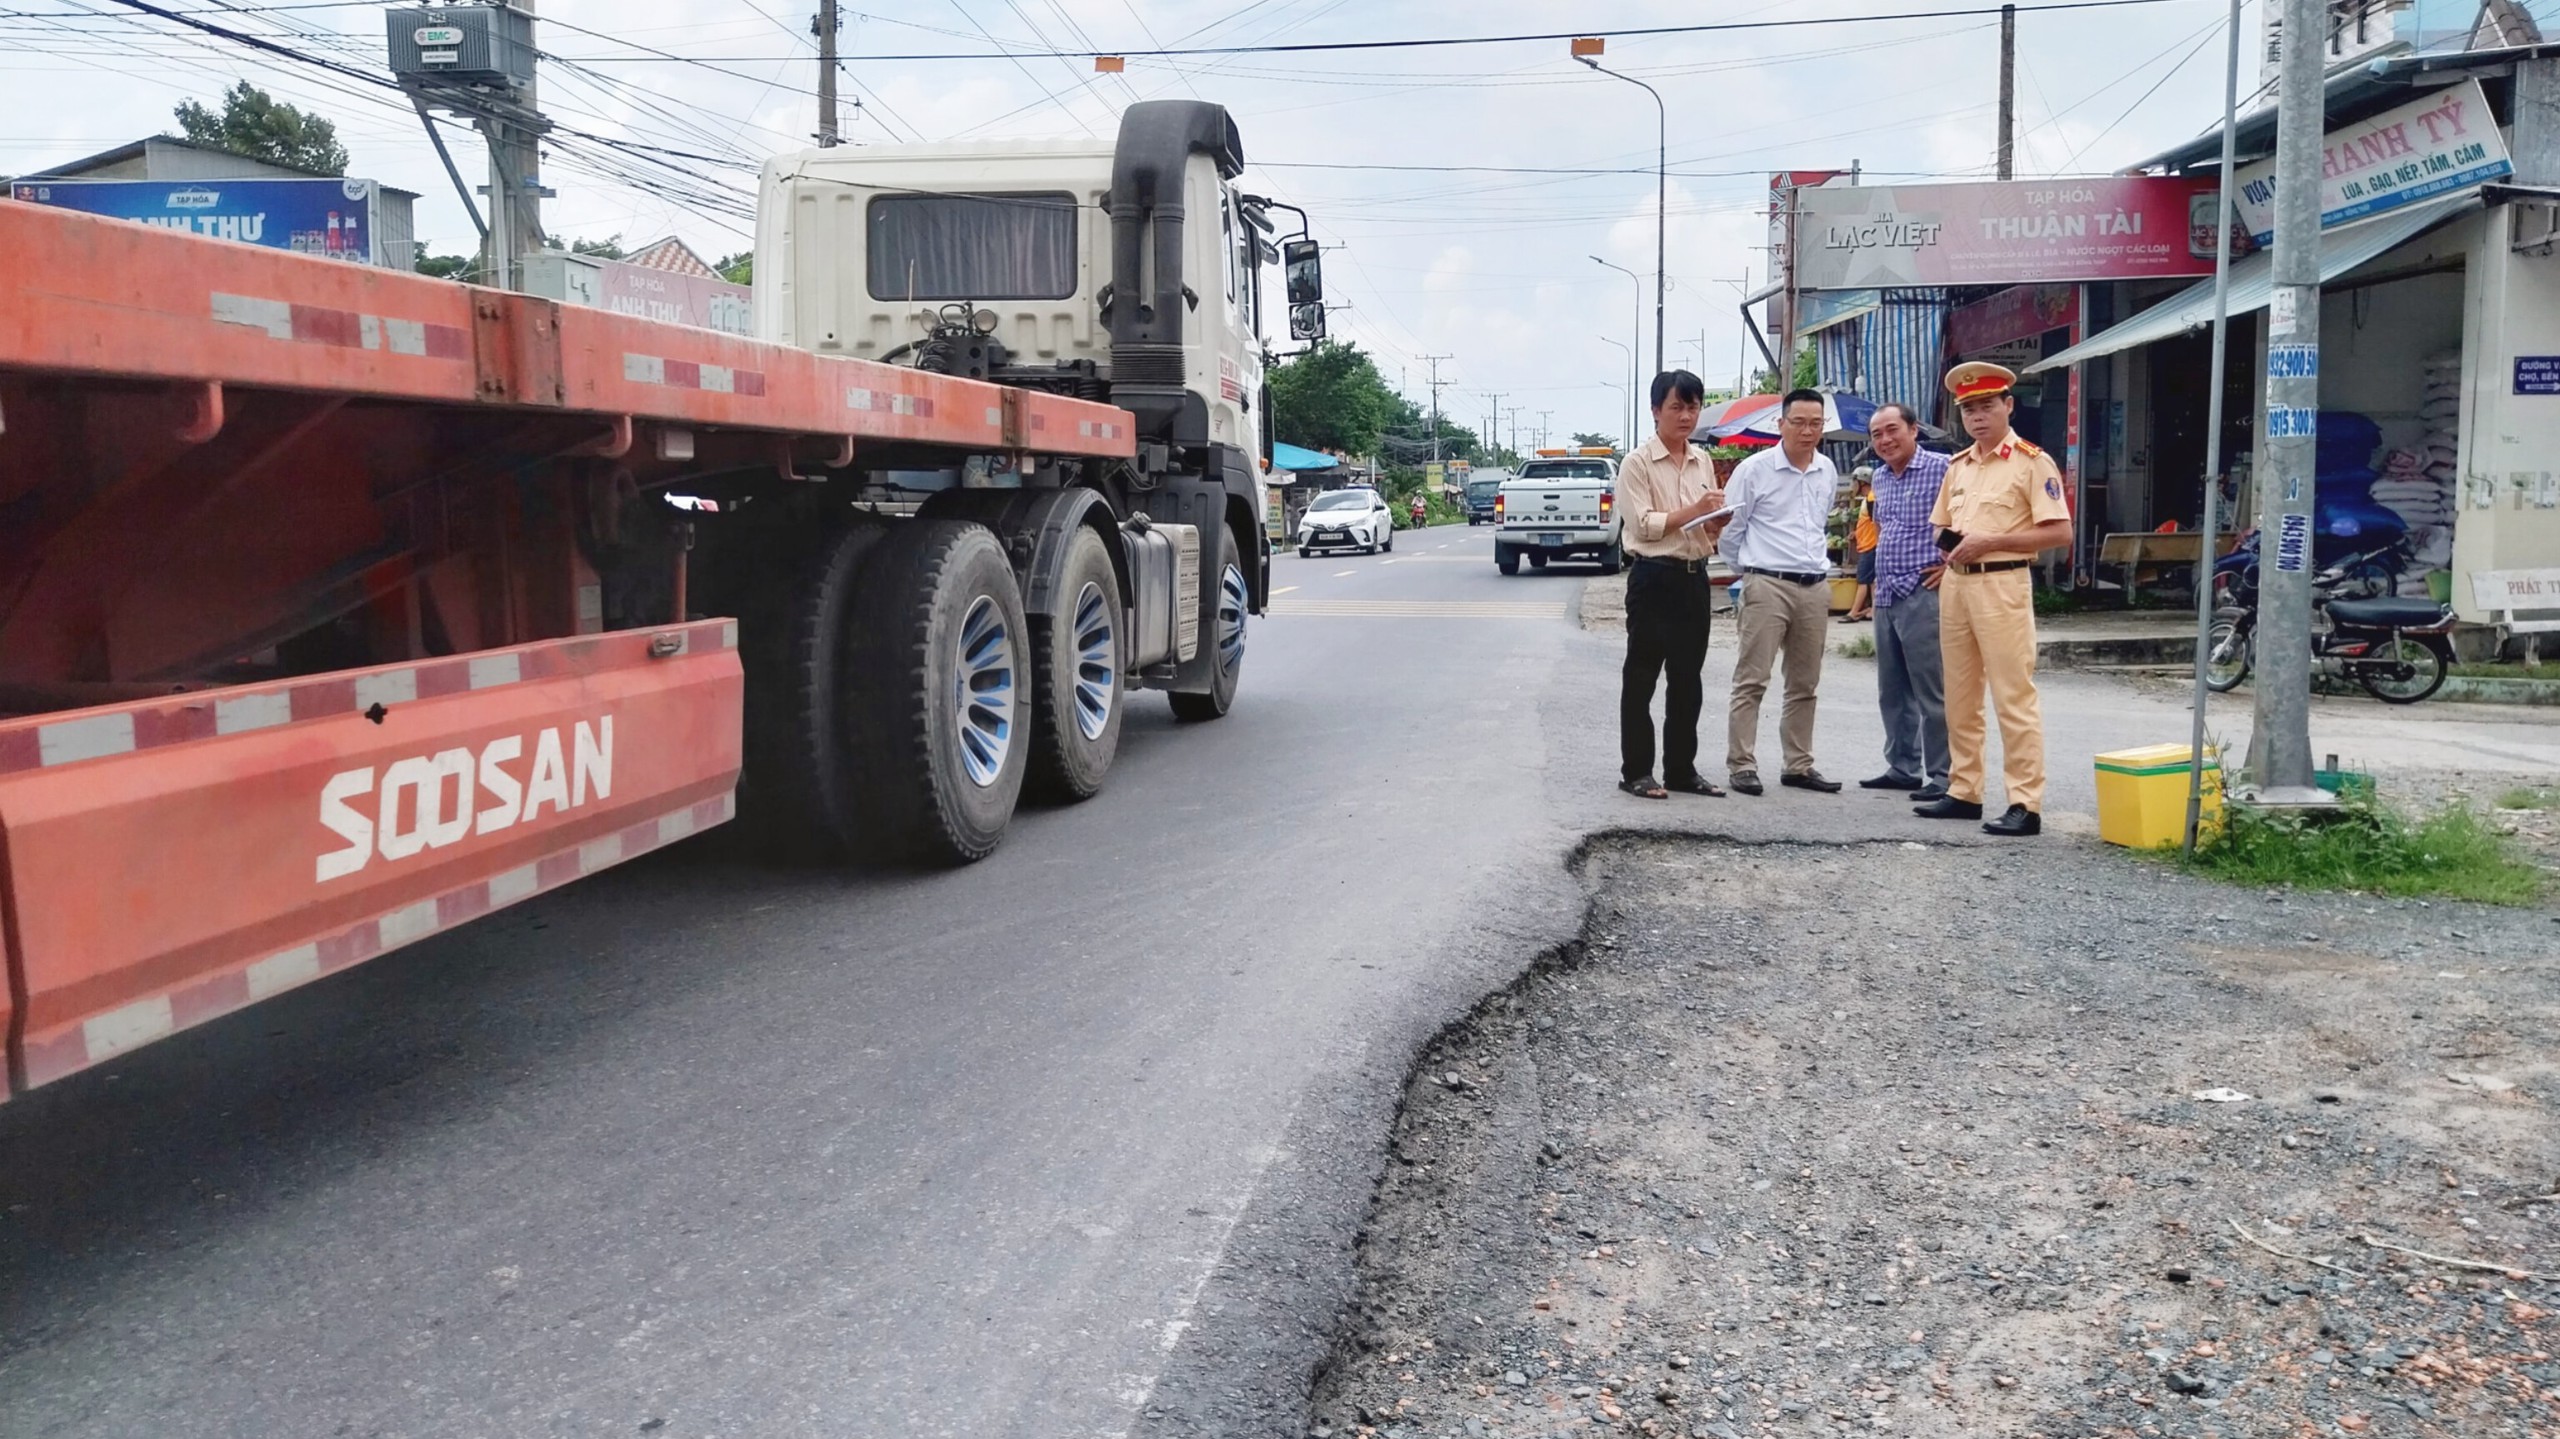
[2093,744,2220,849]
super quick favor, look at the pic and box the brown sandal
[1618,776,1669,800]
[1664,775,1727,797]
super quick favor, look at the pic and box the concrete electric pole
[815,2,841,146]
[2247,0,2326,799]
[1424,354,1451,470]
[1997,4,2017,180]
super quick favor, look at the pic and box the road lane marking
[1333,570,1355,577]
[1272,585,1299,595]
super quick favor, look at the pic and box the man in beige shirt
[1615,370,1733,799]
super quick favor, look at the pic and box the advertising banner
[7,176,386,264]
[1794,176,2226,289]
[528,251,752,337]
[2231,77,2510,244]
[1947,282,2081,355]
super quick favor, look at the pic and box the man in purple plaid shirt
[1856,404,1953,800]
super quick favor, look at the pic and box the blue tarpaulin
[1271,442,1339,472]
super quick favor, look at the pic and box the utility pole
[480,1,547,291]
[1484,392,1503,462]
[1537,410,1554,449]
[2183,0,2245,853]
[814,1,841,146]
[2247,0,2325,800]
[1997,3,2018,180]
[1424,354,1451,470]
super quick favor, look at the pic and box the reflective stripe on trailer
[211,292,470,360]
[622,352,769,397]
[19,793,736,1089]
[0,620,740,776]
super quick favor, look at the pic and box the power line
[551,0,2196,63]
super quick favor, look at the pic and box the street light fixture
[1576,48,1666,376]
[1592,255,1641,439]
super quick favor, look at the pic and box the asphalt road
[6,526,2548,1438]
[0,523,1598,1439]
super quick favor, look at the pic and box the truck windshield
[1519,461,1614,481]
[1466,480,1500,498]
[867,192,1078,301]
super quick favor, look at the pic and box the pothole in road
[1303,833,2559,1439]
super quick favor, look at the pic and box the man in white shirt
[1720,388,1843,795]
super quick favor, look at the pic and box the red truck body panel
[0,200,1150,1097]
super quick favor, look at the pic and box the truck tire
[1026,525,1123,802]
[844,520,1030,864]
[1170,524,1246,722]
[737,524,881,860]
[1597,541,1624,575]
[1495,543,1520,575]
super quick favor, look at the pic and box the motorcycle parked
[2203,544,2454,703]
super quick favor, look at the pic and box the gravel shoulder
[1307,834,2559,1439]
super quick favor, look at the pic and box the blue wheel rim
[1215,562,1248,671]
[1071,580,1116,741]
[955,595,1015,788]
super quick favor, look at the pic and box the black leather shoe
[1912,785,1949,803]
[1982,804,2042,836]
[1728,770,1764,796]
[1913,796,1983,820]
[1781,770,1843,794]
[1859,772,1924,790]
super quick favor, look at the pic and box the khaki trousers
[1726,573,1829,777]
[1939,567,2044,811]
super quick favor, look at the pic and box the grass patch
[1834,632,1876,659]
[2497,785,2560,811]
[2170,799,2545,905]
[2032,586,2083,617]
[2452,661,2559,680]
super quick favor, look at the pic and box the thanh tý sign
[2231,78,2511,245]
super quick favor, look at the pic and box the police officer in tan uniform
[1913,362,2073,836]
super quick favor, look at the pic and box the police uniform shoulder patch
[2044,475,2063,500]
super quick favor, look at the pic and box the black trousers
[1621,561,1715,783]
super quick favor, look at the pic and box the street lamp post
[1598,334,1633,450]
[1593,255,1642,426]
[1578,55,1666,375]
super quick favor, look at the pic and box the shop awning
[2024,194,2478,375]
[1270,441,1339,471]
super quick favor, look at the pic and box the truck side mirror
[1289,302,1326,342]
[1283,238,1323,306]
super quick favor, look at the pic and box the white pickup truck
[1494,452,1624,575]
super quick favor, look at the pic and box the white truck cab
[754,131,1265,462]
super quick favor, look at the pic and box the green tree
[1269,340,1396,456]
[173,82,347,175]
[1749,345,1820,396]
[570,235,627,260]
[1569,431,1617,449]
[714,250,754,285]
[414,252,475,281]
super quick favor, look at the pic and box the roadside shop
[1776,49,2560,629]
[2039,54,2560,629]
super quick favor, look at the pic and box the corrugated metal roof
[2023,195,2477,374]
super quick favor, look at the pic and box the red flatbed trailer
[0,199,1144,1099]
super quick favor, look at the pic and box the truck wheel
[1027,525,1123,802]
[738,524,881,860]
[1597,542,1624,575]
[844,520,1030,864]
[1171,525,1246,722]
[1495,543,1520,575]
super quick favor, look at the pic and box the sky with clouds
[1,0,2260,445]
